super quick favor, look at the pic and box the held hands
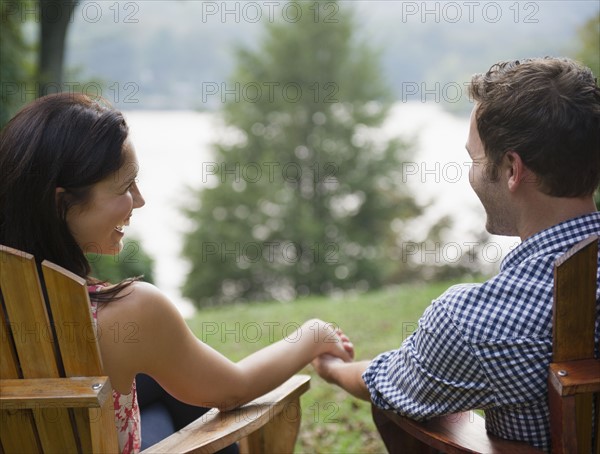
[303,319,354,363]
[311,353,348,384]
[307,323,372,400]
[302,319,354,384]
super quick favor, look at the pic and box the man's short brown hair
[469,57,600,197]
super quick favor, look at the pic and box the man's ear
[505,151,530,192]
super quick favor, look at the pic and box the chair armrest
[0,376,112,409]
[548,359,600,396]
[372,406,544,454]
[142,374,311,454]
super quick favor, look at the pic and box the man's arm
[312,356,372,401]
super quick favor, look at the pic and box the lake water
[123,102,519,317]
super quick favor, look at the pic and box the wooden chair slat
[41,261,103,376]
[0,246,60,377]
[0,287,41,454]
[65,400,120,454]
[0,301,19,379]
[0,411,40,454]
[552,235,597,363]
[0,246,79,452]
[42,260,119,453]
[143,374,310,454]
[550,235,598,454]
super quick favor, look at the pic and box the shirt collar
[501,212,600,271]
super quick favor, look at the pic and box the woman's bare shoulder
[97,281,183,327]
[96,280,192,390]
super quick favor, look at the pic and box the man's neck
[516,195,597,241]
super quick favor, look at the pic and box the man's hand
[311,327,353,381]
[310,327,371,401]
[311,355,373,401]
[312,354,346,383]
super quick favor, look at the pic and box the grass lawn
[186,279,467,453]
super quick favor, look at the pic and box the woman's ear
[55,187,68,216]
[55,187,66,204]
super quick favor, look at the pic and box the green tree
[182,1,420,307]
[88,237,155,284]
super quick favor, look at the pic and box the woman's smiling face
[64,139,145,256]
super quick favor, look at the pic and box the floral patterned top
[89,285,141,454]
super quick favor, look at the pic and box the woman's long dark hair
[0,93,137,302]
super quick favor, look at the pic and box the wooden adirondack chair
[0,244,310,453]
[372,234,600,454]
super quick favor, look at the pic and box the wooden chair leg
[575,393,594,454]
[239,397,302,454]
[371,405,436,454]
[594,393,600,454]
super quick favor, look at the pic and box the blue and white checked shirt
[363,212,600,451]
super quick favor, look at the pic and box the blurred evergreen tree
[182,1,421,307]
[88,237,155,285]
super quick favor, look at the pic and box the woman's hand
[303,319,354,362]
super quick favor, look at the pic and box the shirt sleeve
[362,298,495,420]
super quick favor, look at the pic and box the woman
[0,93,353,453]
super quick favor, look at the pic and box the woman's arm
[98,281,352,410]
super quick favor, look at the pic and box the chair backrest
[548,234,599,454]
[0,245,119,453]
[372,234,600,453]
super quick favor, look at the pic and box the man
[312,57,600,451]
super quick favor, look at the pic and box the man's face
[466,105,515,236]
